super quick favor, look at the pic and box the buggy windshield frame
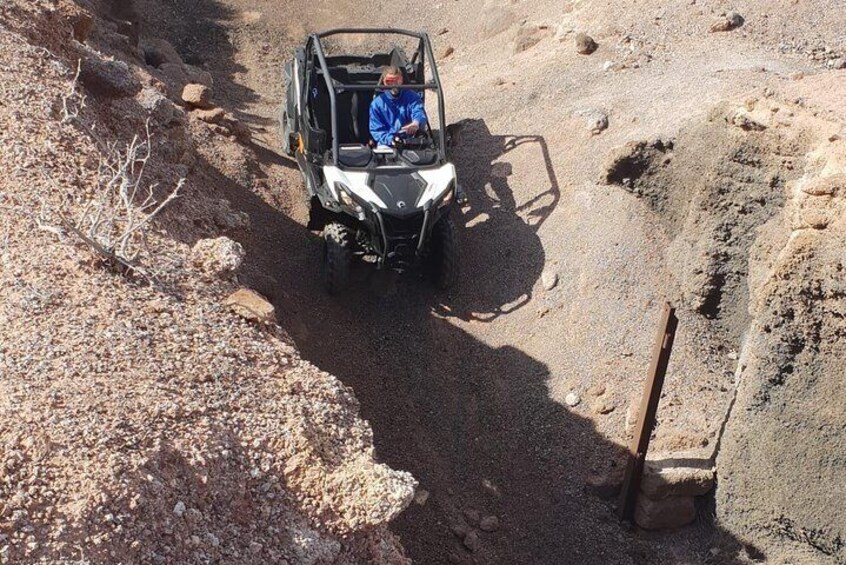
[308,28,447,164]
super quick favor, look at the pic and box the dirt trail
[133,0,841,562]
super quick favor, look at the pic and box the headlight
[335,183,363,214]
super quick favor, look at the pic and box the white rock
[565,392,581,407]
[413,489,430,506]
[542,270,559,290]
[191,237,245,278]
[173,501,186,517]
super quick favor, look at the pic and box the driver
[369,66,429,147]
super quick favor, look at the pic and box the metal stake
[619,303,678,522]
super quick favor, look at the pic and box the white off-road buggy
[281,28,461,293]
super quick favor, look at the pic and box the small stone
[575,32,598,55]
[603,60,614,71]
[173,501,186,517]
[249,542,263,554]
[565,392,581,407]
[727,351,738,361]
[414,489,430,506]
[204,532,220,548]
[481,479,501,497]
[189,535,200,546]
[463,531,481,552]
[587,383,606,397]
[182,83,213,109]
[440,46,455,60]
[479,515,499,532]
[224,288,277,324]
[541,270,558,290]
[195,108,226,124]
[451,523,469,539]
[592,399,616,415]
[828,58,846,70]
[463,508,480,527]
[709,12,744,32]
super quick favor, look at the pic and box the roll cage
[303,28,448,165]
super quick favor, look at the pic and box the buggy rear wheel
[322,222,354,294]
[425,215,459,290]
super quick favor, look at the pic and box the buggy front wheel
[425,215,459,290]
[322,222,354,294]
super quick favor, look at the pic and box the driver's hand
[400,121,420,135]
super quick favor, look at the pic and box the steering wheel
[394,131,431,150]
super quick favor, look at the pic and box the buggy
[281,28,461,294]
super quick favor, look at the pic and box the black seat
[337,144,372,168]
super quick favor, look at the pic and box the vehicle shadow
[436,118,561,322]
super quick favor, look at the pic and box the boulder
[190,236,244,277]
[79,54,141,99]
[158,64,213,99]
[137,87,176,125]
[635,494,696,530]
[224,289,276,324]
[182,84,213,109]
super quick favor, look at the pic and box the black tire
[425,215,459,290]
[322,222,354,294]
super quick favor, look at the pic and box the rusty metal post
[619,303,678,522]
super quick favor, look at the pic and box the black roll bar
[309,29,447,164]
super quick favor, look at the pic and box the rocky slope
[0,1,415,563]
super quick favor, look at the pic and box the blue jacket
[369,90,428,146]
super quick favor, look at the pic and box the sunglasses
[383,75,403,86]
